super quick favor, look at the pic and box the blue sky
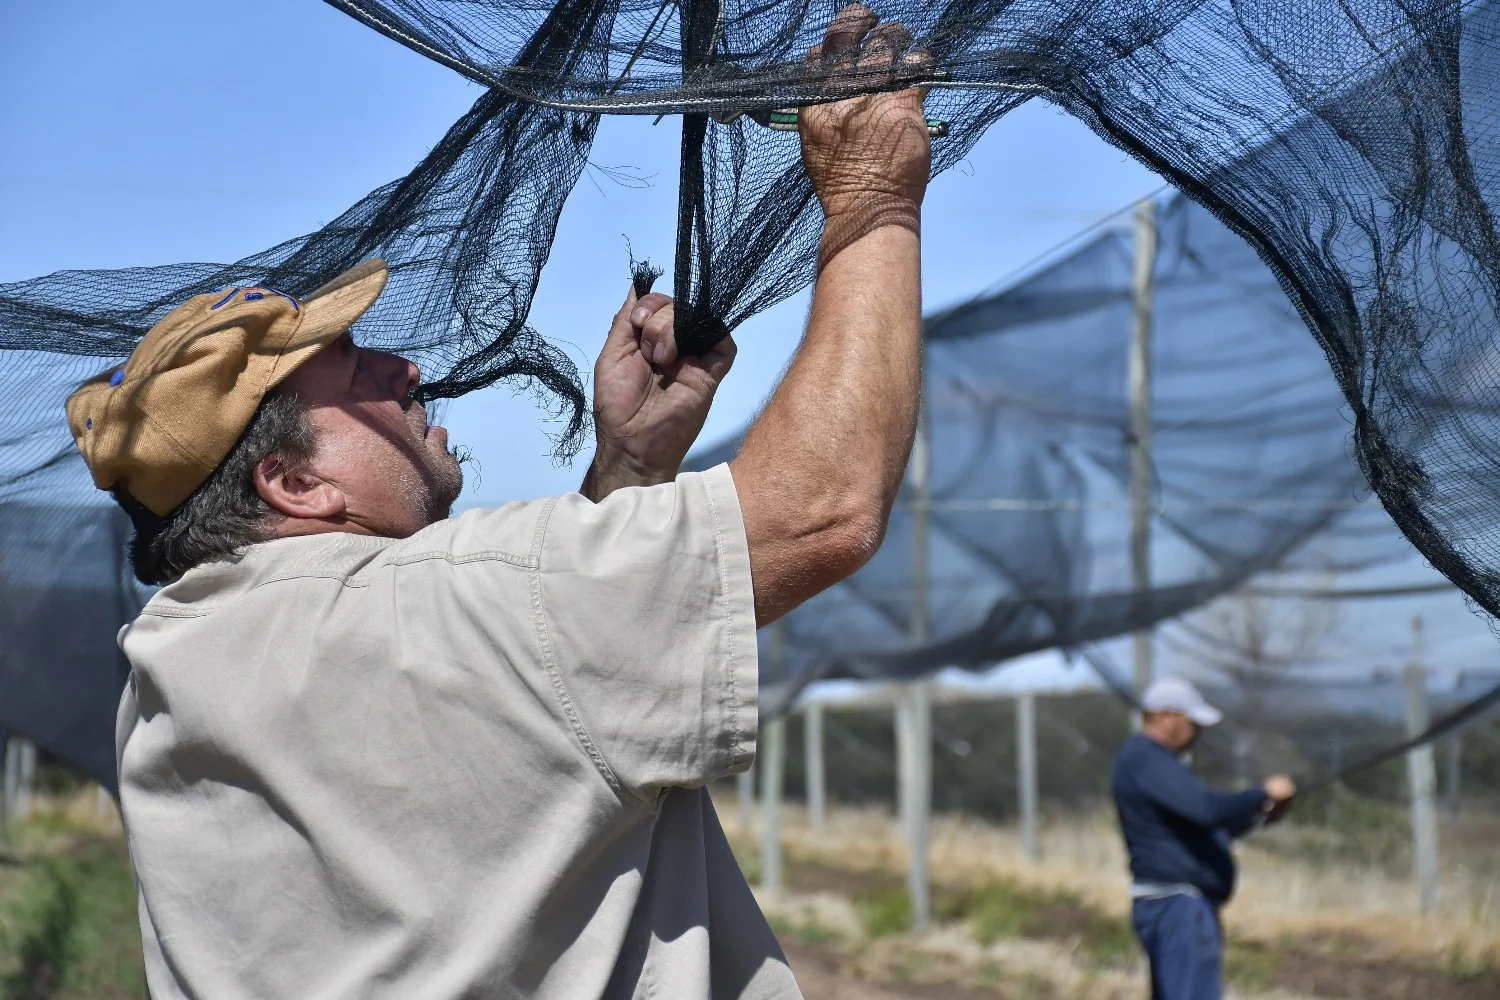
[0,0,1164,506]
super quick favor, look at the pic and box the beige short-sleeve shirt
[115,465,799,999]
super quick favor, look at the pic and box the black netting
[4,0,1500,783]
[322,0,1500,633]
[0,62,597,452]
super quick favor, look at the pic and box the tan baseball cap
[66,259,389,516]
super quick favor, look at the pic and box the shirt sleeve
[532,464,759,800]
[1140,750,1268,832]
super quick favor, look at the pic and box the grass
[841,870,1140,970]
[950,879,1136,967]
[1443,942,1494,982]
[766,907,848,948]
[0,802,145,1000]
[731,795,1500,998]
[852,884,914,938]
[1221,939,1277,992]
[764,796,1500,957]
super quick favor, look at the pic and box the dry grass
[726,796,1500,997]
[765,800,1497,956]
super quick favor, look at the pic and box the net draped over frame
[5,0,1500,784]
[690,193,1429,713]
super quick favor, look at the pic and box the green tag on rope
[758,108,948,137]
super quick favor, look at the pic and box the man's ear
[254,452,346,521]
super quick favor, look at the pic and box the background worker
[1112,677,1297,1000]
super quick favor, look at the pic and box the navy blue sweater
[1111,735,1268,905]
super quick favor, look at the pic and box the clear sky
[0,0,1164,506]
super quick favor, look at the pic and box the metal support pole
[17,741,35,820]
[1327,741,1342,824]
[738,765,755,839]
[1405,616,1440,913]
[805,703,826,830]
[1445,735,1461,818]
[1130,199,1159,724]
[3,738,19,823]
[0,735,9,846]
[896,400,933,931]
[760,622,787,895]
[1445,672,1462,819]
[760,715,786,894]
[1017,693,1039,861]
[896,683,932,930]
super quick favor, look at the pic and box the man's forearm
[1150,759,1270,829]
[732,212,923,623]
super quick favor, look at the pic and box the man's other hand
[581,289,736,502]
[1263,774,1296,801]
[799,3,932,256]
[1263,774,1296,823]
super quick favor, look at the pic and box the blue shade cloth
[690,193,1415,713]
[0,500,141,793]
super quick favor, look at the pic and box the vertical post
[761,622,787,895]
[1017,693,1039,861]
[759,718,786,894]
[1445,735,1461,819]
[738,765,755,838]
[1405,615,1440,913]
[17,741,35,820]
[3,737,19,823]
[1130,199,1159,724]
[1327,740,1343,824]
[897,684,932,930]
[805,703,826,830]
[1445,672,1462,819]
[1233,734,1251,790]
[896,400,933,931]
[0,735,9,847]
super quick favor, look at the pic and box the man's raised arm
[728,5,931,625]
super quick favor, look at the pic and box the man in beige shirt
[66,7,932,997]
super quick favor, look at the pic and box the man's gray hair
[113,389,317,585]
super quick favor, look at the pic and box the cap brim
[266,258,389,389]
[1188,704,1224,727]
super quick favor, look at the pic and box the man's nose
[400,356,421,398]
[372,350,422,399]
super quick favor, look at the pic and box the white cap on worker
[1141,676,1223,727]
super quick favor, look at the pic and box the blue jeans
[1131,895,1222,1000]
